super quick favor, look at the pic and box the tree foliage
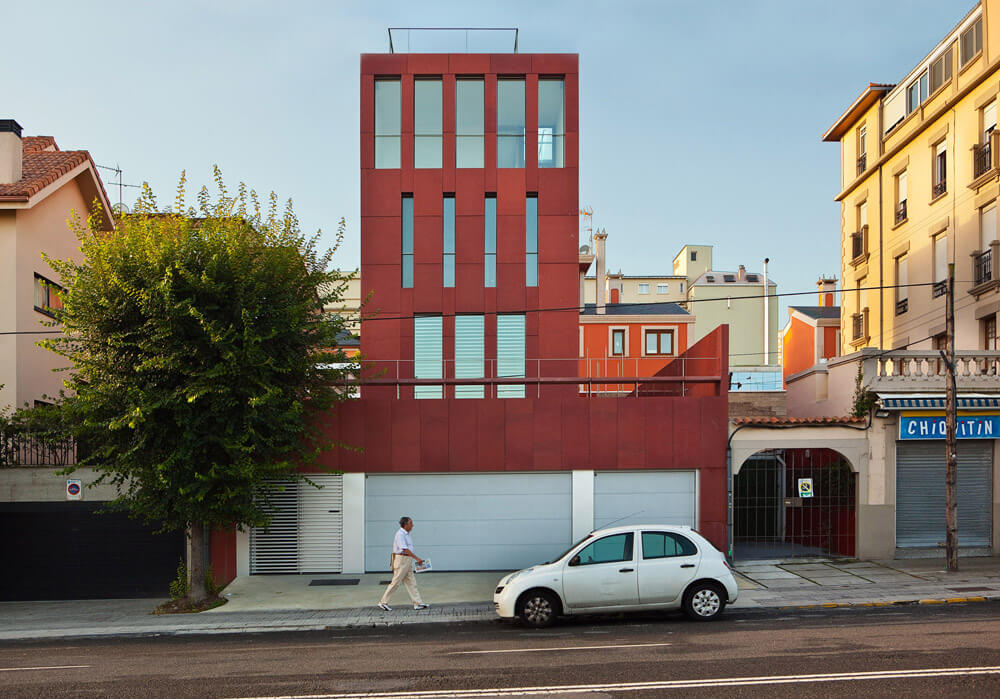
[44,168,355,539]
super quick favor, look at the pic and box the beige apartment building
[0,120,112,411]
[824,1,1000,354]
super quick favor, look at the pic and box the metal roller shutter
[594,471,697,529]
[250,475,343,573]
[896,441,993,548]
[364,473,572,571]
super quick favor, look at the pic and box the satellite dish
[579,245,591,254]
[112,202,130,214]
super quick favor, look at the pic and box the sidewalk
[2,557,999,642]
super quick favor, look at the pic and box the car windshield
[549,534,593,563]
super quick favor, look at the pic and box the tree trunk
[187,523,210,603]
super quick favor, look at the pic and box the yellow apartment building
[824,1,1000,355]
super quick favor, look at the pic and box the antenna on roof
[97,163,141,215]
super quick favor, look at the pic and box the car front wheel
[517,590,560,628]
[683,582,726,621]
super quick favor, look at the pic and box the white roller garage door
[364,473,572,572]
[594,471,697,529]
[250,476,344,574]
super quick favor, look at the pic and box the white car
[493,524,738,627]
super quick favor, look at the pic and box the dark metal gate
[734,448,856,561]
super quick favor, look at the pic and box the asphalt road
[2,603,1000,697]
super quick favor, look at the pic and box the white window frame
[637,282,650,295]
[656,283,669,295]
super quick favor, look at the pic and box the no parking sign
[66,479,82,500]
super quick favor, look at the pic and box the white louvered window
[497,314,526,398]
[414,315,443,399]
[455,315,485,399]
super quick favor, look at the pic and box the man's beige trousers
[380,554,423,605]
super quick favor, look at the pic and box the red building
[217,47,731,580]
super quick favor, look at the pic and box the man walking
[378,516,429,611]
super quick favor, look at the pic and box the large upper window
[374,79,401,168]
[456,79,484,168]
[497,79,525,168]
[414,79,442,168]
[526,195,538,287]
[929,45,953,94]
[537,78,565,168]
[443,195,455,287]
[497,314,525,398]
[455,315,485,399]
[961,17,983,66]
[401,196,414,288]
[644,329,674,356]
[33,274,63,317]
[485,195,497,287]
[906,71,928,115]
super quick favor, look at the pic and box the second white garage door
[594,471,697,529]
[365,473,573,572]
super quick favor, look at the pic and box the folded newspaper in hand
[414,559,433,573]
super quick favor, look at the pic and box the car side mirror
[569,555,581,567]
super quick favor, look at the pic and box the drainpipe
[763,258,769,365]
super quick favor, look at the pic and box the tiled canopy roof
[731,416,866,426]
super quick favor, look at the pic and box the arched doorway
[734,448,856,561]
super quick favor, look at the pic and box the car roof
[590,524,695,536]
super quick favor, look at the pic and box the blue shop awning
[878,393,1000,410]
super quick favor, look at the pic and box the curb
[776,595,998,610]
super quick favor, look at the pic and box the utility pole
[940,262,958,572]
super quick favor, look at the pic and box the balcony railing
[856,154,867,175]
[932,179,947,197]
[851,312,866,341]
[932,280,947,298]
[850,225,867,261]
[895,200,907,224]
[974,137,994,179]
[975,249,993,286]
[868,350,1000,392]
[895,298,908,315]
[0,432,77,467]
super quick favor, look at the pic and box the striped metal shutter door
[414,316,443,399]
[250,476,344,573]
[497,314,525,398]
[454,315,485,398]
[896,441,993,548]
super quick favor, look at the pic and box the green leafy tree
[44,169,356,603]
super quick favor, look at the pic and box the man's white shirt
[392,527,414,555]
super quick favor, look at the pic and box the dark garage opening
[0,502,185,601]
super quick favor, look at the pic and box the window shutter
[414,316,443,399]
[497,314,525,398]
[455,315,485,399]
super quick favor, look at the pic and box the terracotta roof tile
[732,416,866,426]
[22,136,58,153]
[0,148,91,199]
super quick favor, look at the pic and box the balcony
[895,298,908,315]
[856,153,867,176]
[849,225,868,266]
[866,349,1000,393]
[971,131,1000,187]
[851,310,868,343]
[932,280,947,298]
[932,179,947,198]
[894,200,907,225]
[970,242,1000,297]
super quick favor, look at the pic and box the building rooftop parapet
[387,27,519,53]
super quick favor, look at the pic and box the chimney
[737,264,747,282]
[0,120,23,185]
[594,228,608,314]
[817,276,838,307]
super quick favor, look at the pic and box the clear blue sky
[7,0,970,315]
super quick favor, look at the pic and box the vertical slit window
[414,315,443,399]
[497,314,525,398]
[537,78,565,168]
[456,79,484,168]
[454,315,485,399]
[401,196,414,288]
[485,195,497,287]
[414,79,442,168]
[443,195,455,287]
[526,195,538,287]
[497,79,525,168]
[375,79,401,168]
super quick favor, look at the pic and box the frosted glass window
[443,196,455,287]
[375,79,401,168]
[538,79,564,168]
[485,196,497,287]
[401,196,413,288]
[414,79,442,168]
[497,314,525,398]
[456,79,484,168]
[497,79,525,168]
[414,315,443,399]
[455,315,485,399]
[526,196,538,287]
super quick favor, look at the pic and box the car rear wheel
[517,590,560,628]
[682,582,725,621]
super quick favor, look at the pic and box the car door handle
[619,568,634,573]
[680,564,696,568]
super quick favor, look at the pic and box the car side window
[641,531,698,559]
[572,533,634,566]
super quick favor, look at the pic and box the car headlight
[503,567,534,585]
